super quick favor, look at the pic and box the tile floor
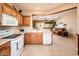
[21,34,78,56]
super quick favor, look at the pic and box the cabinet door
[17,14,20,26]
[3,4,12,15]
[31,33,43,44]
[0,3,2,13]
[18,14,23,26]
[20,15,23,26]
[0,41,11,56]
[0,48,10,56]
[23,16,30,26]
[24,33,31,44]
[12,9,17,17]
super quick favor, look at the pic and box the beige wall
[0,26,20,33]
[77,5,79,34]
[55,8,77,36]
[49,3,77,14]
[22,3,77,16]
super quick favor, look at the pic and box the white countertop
[0,39,10,46]
[26,29,52,33]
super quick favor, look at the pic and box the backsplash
[0,26,20,33]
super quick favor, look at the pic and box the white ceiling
[32,8,76,20]
[14,3,63,11]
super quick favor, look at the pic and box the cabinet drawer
[0,41,10,53]
[0,47,10,56]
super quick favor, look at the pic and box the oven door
[11,40,19,56]
[17,35,24,55]
[11,35,24,56]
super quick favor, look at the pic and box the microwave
[0,13,18,26]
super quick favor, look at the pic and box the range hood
[0,13,18,26]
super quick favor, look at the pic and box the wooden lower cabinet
[24,33,31,44]
[31,33,43,44]
[24,32,43,45]
[0,41,11,56]
[0,48,10,56]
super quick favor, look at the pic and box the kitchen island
[24,30,52,45]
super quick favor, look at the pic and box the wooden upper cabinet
[20,15,23,26]
[12,9,17,17]
[0,3,18,17]
[0,3,2,13]
[12,9,18,17]
[0,3,24,26]
[23,16,30,26]
[18,13,21,26]
[3,4,12,15]
[18,13,23,26]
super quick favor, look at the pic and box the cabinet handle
[16,42,19,50]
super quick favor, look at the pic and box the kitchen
[0,3,78,56]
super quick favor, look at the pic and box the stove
[0,30,24,56]
[1,34,21,39]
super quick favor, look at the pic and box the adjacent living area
[0,3,79,56]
